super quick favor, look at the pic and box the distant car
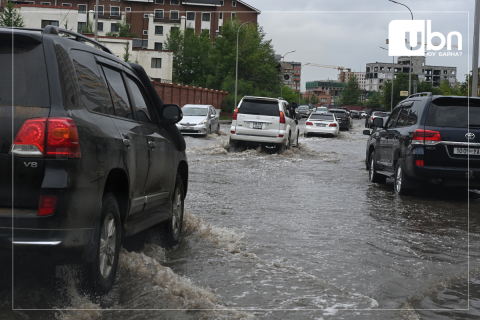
[351,110,360,119]
[367,111,389,128]
[304,112,339,137]
[328,109,351,131]
[360,111,367,119]
[314,106,329,114]
[177,104,219,136]
[297,105,311,118]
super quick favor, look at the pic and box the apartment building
[339,71,366,90]
[365,56,457,92]
[306,80,345,104]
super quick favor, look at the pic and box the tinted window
[0,38,50,108]
[71,50,114,115]
[309,114,334,120]
[298,106,309,110]
[373,112,388,117]
[101,66,133,119]
[385,107,401,128]
[330,110,346,117]
[426,98,480,127]
[125,76,153,123]
[183,107,208,116]
[238,100,279,117]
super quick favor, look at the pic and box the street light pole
[94,0,99,41]
[380,46,394,112]
[388,0,413,95]
[280,50,295,98]
[234,20,254,111]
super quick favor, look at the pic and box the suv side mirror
[373,117,384,128]
[161,104,183,125]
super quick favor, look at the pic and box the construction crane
[304,63,352,82]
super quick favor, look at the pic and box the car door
[392,101,417,165]
[98,62,150,218]
[379,107,401,168]
[209,106,219,132]
[123,73,173,220]
[285,103,297,143]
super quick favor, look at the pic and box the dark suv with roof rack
[363,92,480,195]
[0,26,188,293]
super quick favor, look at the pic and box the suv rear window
[426,98,480,127]
[330,110,346,117]
[0,39,50,108]
[238,100,279,117]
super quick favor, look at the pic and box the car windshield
[426,98,480,127]
[183,107,208,116]
[238,99,279,116]
[298,106,309,110]
[374,112,388,117]
[309,114,334,120]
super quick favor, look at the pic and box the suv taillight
[412,129,441,144]
[233,108,239,120]
[280,111,286,124]
[11,117,81,158]
[371,116,374,120]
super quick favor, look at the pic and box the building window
[151,58,162,68]
[231,12,236,19]
[374,67,378,71]
[170,10,179,20]
[154,42,163,50]
[155,25,163,34]
[232,1,236,7]
[380,67,384,70]
[202,13,210,22]
[78,22,86,33]
[143,30,148,35]
[170,0,179,5]
[155,9,164,19]
[220,0,224,5]
[111,23,119,32]
[171,26,179,32]
[219,12,223,19]
[451,71,455,74]
[110,7,120,16]
[133,39,148,48]
[62,3,72,7]
[95,5,104,15]
[41,20,59,28]
[144,14,149,19]
[443,70,448,74]
[97,22,103,31]
[40,2,51,4]
[155,0,164,3]
[126,7,131,12]
[78,4,87,14]
[186,12,195,20]
[321,98,327,102]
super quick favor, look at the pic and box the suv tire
[369,151,386,183]
[89,193,121,294]
[164,173,185,248]
[394,161,413,195]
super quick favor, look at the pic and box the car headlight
[199,119,207,125]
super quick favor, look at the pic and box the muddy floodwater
[1,119,480,319]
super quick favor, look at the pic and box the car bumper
[409,164,480,187]
[304,126,338,135]
[177,125,208,135]
[230,131,286,144]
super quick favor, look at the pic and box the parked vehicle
[360,111,367,119]
[351,110,360,119]
[328,109,351,131]
[366,111,389,128]
[363,93,480,194]
[176,104,219,136]
[297,105,311,118]
[0,26,188,293]
[229,96,301,152]
[304,113,339,137]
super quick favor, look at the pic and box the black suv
[329,109,351,130]
[0,27,188,292]
[364,93,480,194]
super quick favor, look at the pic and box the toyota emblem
[466,132,475,140]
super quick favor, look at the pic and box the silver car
[176,104,220,136]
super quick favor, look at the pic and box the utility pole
[473,0,480,97]
[94,0,99,41]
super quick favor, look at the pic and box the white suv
[229,96,301,152]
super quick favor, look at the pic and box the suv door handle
[148,141,156,148]
[123,139,131,146]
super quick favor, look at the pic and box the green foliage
[82,20,94,34]
[366,92,382,109]
[338,75,362,105]
[105,31,118,37]
[0,1,25,27]
[123,44,131,63]
[105,16,138,38]
[63,19,74,32]
[165,17,281,111]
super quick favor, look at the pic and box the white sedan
[304,113,340,137]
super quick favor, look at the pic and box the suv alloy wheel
[369,151,386,183]
[164,173,185,248]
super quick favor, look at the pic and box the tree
[105,16,138,38]
[0,1,25,27]
[366,92,382,109]
[82,20,94,34]
[123,43,131,62]
[439,79,452,96]
[338,75,361,105]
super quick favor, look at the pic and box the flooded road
[1,119,479,319]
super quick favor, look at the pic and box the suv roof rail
[42,26,115,55]
[407,92,432,99]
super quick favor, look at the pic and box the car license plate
[454,147,480,155]
[253,122,263,129]
[316,124,327,127]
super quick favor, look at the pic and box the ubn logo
[388,20,462,56]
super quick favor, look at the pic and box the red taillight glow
[46,118,81,158]
[232,108,239,120]
[412,129,441,141]
[280,111,286,124]
[415,160,424,167]
[329,123,337,127]
[306,122,313,126]
[231,130,235,134]
[13,118,47,154]
[371,116,374,120]
[279,135,284,138]
[38,195,57,216]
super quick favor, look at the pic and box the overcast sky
[244,0,473,90]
